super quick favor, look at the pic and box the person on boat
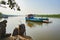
[12,24,33,40]
[19,24,26,36]
[28,14,34,19]
[12,24,26,36]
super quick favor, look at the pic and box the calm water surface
[0,16,60,40]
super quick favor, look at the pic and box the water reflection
[26,21,51,28]
[26,21,35,27]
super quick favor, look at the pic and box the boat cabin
[27,14,34,19]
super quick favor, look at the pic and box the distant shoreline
[0,13,2,18]
[34,14,60,18]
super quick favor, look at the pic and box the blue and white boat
[25,14,49,23]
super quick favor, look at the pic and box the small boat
[26,17,49,22]
[26,17,42,22]
[26,14,49,23]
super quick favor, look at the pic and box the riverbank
[0,12,2,18]
[34,14,60,18]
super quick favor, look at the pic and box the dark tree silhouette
[0,0,6,5]
[0,0,21,11]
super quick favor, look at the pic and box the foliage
[0,0,21,11]
[34,14,60,18]
[0,0,6,5]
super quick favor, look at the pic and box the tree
[0,0,21,11]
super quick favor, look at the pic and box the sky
[0,0,60,15]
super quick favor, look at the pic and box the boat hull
[25,17,49,22]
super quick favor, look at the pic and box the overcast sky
[0,0,60,15]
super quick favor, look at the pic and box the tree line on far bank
[34,14,60,18]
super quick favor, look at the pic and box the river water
[0,16,60,40]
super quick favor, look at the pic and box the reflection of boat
[26,21,34,27]
[26,21,43,27]
[25,14,49,23]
